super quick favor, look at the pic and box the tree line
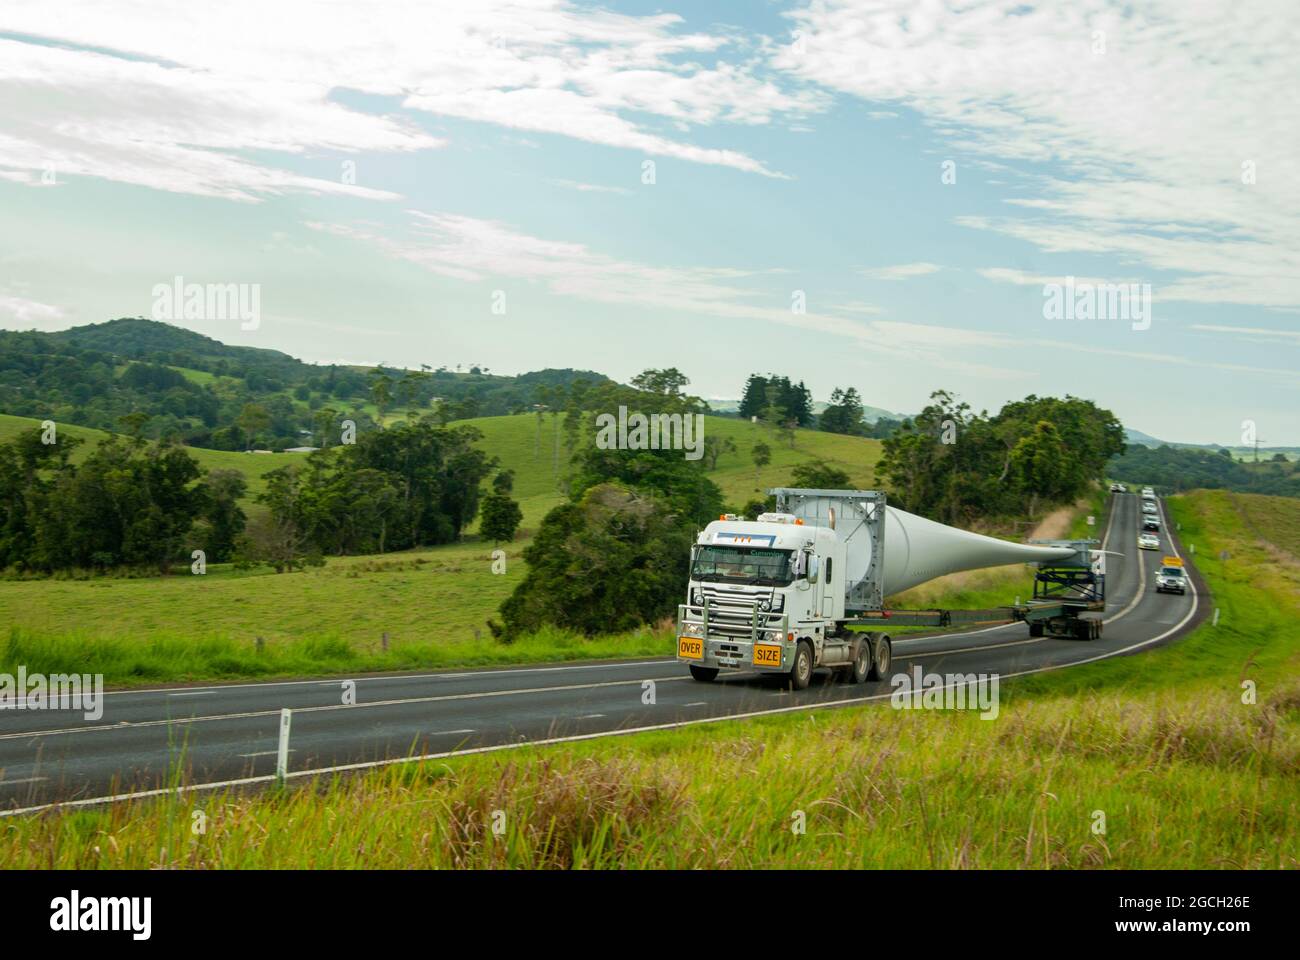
[875,391,1125,524]
[0,416,524,576]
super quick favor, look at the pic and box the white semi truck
[676,488,1099,688]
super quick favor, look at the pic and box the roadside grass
[1,623,673,685]
[2,678,1295,868]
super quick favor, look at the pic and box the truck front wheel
[689,665,719,682]
[847,639,870,683]
[789,641,813,691]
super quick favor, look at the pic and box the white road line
[578,713,605,719]
[89,658,676,699]
[239,750,295,758]
[0,776,47,785]
[0,675,695,742]
[436,729,475,735]
[168,691,215,697]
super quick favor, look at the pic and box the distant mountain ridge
[1124,427,1299,457]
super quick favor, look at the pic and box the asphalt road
[0,493,1206,812]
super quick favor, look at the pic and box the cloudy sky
[1,0,1296,444]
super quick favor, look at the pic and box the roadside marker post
[277,708,292,782]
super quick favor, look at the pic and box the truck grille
[697,586,768,638]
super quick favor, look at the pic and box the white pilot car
[1142,500,1158,514]
[1138,533,1160,550]
[1109,482,1128,493]
[1155,561,1188,595]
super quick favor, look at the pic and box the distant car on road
[1109,482,1127,493]
[1155,559,1188,594]
[1139,533,1160,550]
[1142,501,1158,514]
[1143,517,1161,531]
[1141,487,1155,499]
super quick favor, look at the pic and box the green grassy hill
[0,414,310,501]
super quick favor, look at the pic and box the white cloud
[777,0,1300,310]
[548,179,632,195]
[0,0,821,197]
[859,262,942,280]
[307,211,1026,378]
[0,292,65,329]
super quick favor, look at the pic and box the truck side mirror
[807,554,820,583]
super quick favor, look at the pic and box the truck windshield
[692,546,794,585]
[1159,567,1184,578]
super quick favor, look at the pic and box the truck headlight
[691,589,703,606]
[758,599,771,612]
[681,622,704,638]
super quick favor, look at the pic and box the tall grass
[2,682,1295,868]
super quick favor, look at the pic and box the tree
[631,368,690,397]
[751,441,771,489]
[820,387,865,435]
[236,403,271,449]
[571,443,723,526]
[480,490,523,543]
[199,468,247,562]
[790,461,853,489]
[490,484,692,640]
[701,435,736,470]
[369,367,394,421]
[1010,421,1068,516]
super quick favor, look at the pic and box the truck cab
[676,512,870,689]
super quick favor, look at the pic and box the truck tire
[846,639,870,683]
[689,665,719,682]
[1029,622,1044,638]
[789,641,813,691]
[866,634,892,681]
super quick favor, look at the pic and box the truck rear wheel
[689,665,718,682]
[866,634,892,681]
[789,641,813,691]
[1029,621,1044,638]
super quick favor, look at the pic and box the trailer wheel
[866,634,892,681]
[689,665,719,682]
[847,639,870,684]
[789,641,813,691]
[1029,622,1044,638]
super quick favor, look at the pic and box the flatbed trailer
[848,540,1107,641]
